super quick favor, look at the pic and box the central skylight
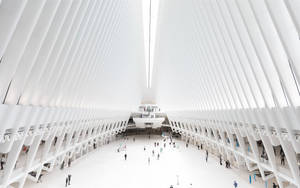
[142,0,160,88]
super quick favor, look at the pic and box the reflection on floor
[24,135,264,188]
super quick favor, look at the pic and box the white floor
[24,136,264,188]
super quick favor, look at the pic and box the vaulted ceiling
[0,0,300,118]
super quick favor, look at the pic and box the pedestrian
[234,181,238,188]
[164,143,166,148]
[154,142,156,147]
[61,161,65,170]
[124,153,127,160]
[157,153,160,160]
[186,143,188,148]
[205,150,208,162]
[197,145,200,150]
[152,150,155,156]
[144,146,146,151]
[219,155,222,165]
[227,160,231,168]
[249,174,252,184]
[280,147,284,156]
[0,157,5,170]
[68,174,71,185]
[280,155,285,165]
[200,144,203,150]
[65,177,68,187]
[68,159,71,167]
[54,137,57,146]
[25,146,30,154]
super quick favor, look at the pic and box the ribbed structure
[0,0,300,187]
[153,0,300,187]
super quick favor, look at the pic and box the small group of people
[197,143,203,150]
[61,158,72,170]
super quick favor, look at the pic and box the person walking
[61,161,65,170]
[68,174,71,185]
[219,155,222,165]
[234,180,238,188]
[205,150,208,162]
[65,177,69,187]
[152,150,155,156]
[157,153,160,160]
[0,156,5,170]
[144,146,146,151]
[249,174,252,184]
[280,155,285,165]
[124,153,127,160]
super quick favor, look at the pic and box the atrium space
[0,0,300,188]
[24,135,264,188]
